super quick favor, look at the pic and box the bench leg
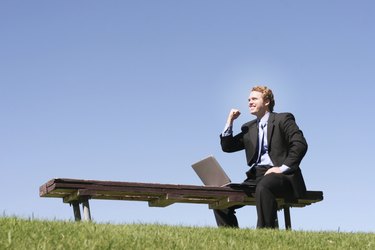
[283,206,292,230]
[82,200,92,221]
[71,201,82,221]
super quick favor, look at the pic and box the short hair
[251,86,275,112]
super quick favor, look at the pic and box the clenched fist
[227,109,241,125]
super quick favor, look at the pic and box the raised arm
[220,109,245,153]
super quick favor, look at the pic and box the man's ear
[264,99,270,107]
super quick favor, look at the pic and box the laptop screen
[191,155,231,187]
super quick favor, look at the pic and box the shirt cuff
[221,124,233,137]
[279,164,290,173]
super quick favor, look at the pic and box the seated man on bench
[214,85,308,229]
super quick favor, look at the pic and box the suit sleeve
[220,129,245,153]
[281,113,308,169]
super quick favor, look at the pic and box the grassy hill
[1,217,374,249]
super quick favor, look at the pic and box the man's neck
[257,111,270,123]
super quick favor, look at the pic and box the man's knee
[256,173,293,198]
[256,173,279,192]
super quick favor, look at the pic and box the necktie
[256,123,266,164]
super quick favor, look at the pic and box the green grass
[1,217,374,249]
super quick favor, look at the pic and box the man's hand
[227,109,241,125]
[265,167,281,175]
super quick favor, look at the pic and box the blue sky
[1,1,375,232]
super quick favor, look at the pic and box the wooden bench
[39,178,323,230]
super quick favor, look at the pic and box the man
[214,85,308,228]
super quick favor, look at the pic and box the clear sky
[1,1,374,232]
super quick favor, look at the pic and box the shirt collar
[259,112,270,126]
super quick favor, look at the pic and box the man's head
[248,86,275,118]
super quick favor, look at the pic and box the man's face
[248,91,269,118]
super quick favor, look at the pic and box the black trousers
[213,167,294,229]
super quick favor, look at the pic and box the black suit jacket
[220,112,308,198]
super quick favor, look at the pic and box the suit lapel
[250,122,258,147]
[267,112,276,147]
[244,120,258,149]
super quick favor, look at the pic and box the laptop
[191,155,256,189]
[191,155,231,187]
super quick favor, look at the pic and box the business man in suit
[214,86,308,228]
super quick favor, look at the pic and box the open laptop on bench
[191,155,255,189]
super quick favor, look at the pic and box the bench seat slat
[40,178,323,208]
